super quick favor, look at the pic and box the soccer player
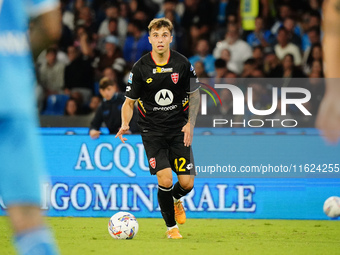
[116,18,200,239]
[0,1,61,254]
[316,0,340,143]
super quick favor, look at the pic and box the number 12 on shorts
[174,157,186,172]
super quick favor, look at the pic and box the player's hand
[115,124,130,143]
[89,129,101,139]
[182,122,194,147]
[316,93,340,144]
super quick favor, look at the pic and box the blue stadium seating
[42,94,70,115]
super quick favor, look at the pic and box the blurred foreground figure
[316,0,340,143]
[0,0,61,254]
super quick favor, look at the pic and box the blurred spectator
[309,0,322,12]
[252,45,265,70]
[72,0,87,28]
[132,10,149,28]
[251,68,266,78]
[61,0,75,31]
[181,0,212,37]
[246,16,273,49]
[123,19,152,68]
[220,48,231,65]
[194,61,208,78]
[309,60,323,78]
[269,54,305,78]
[301,11,321,51]
[64,45,94,104]
[264,50,280,76]
[97,18,119,50]
[98,4,119,38]
[189,38,216,77]
[214,58,228,79]
[303,42,322,75]
[213,23,253,74]
[102,66,126,92]
[73,25,95,57]
[210,88,234,118]
[181,0,213,56]
[271,4,293,35]
[308,10,321,27]
[89,77,125,138]
[212,0,238,43]
[119,2,131,22]
[241,58,257,78]
[64,98,81,116]
[164,9,183,50]
[155,0,180,24]
[102,66,117,82]
[239,0,270,37]
[76,6,97,36]
[282,17,302,48]
[83,95,102,115]
[129,0,139,15]
[302,26,321,54]
[274,27,302,66]
[36,44,69,67]
[96,35,123,73]
[58,3,73,52]
[38,47,65,97]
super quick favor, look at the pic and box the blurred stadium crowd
[36,0,325,128]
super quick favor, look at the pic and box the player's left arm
[182,89,200,147]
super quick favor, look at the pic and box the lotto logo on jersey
[171,73,179,84]
[149,158,156,169]
[155,89,174,106]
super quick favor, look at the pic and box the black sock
[172,182,193,200]
[158,185,176,227]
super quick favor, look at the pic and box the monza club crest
[171,73,179,84]
[149,158,156,169]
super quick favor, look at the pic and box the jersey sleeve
[125,64,144,100]
[185,62,201,94]
[26,0,59,18]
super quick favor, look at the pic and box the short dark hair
[130,19,145,32]
[277,26,288,34]
[215,58,226,68]
[308,26,320,36]
[244,58,256,65]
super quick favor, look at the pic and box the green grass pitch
[1,217,340,255]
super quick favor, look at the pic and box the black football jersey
[125,50,200,134]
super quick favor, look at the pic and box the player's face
[148,27,173,55]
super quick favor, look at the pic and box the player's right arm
[316,0,340,143]
[116,66,143,142]
[115,98,136,143]
[29,4,61,59]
